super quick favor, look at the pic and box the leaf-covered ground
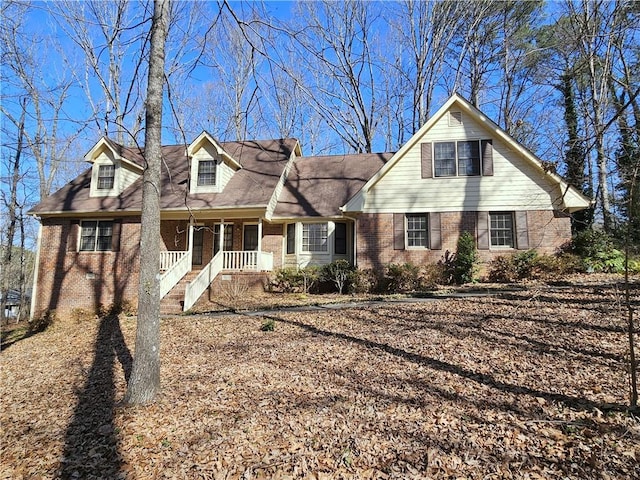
[2,279,639,479]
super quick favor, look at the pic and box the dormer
[187,132,241,194]
[85,137,143,198]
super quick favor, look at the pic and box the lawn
[1,280,639,479]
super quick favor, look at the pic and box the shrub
[566,229,625,273]
[270,266,321,293]
[453,232,478,284]
[512,250,538,279]
[488,255,518,282]
[348,268,379,294]
[321,260,355,294]
[385,263,421,293]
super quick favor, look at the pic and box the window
[197,160,216,186]
[334,222,347,255]
[213,223,233,255]
[490,212,514,248]
[457,141,480,176]
[406,214,428,248]
[80,220,113,251]
[433,140,482,177]
[434,142,456,177]
[302,223,328,252]
[286,224,296,254]
[97,165,115,190]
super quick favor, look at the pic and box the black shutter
[482,139,493,176]
[477,212,489,250]
[111,219,122,252]
[421,142,432,178]
[515,211,529,250]
[393,213,405,250]
[429,213,442,250]
[67,220,80,252]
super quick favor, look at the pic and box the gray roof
[31,139,299,215]
[273,153,391,217]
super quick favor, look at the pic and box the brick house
[29,95,591,317]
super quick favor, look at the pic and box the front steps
[159,269,201,315]
[160,271,271,315]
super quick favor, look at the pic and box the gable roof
[273,153,391,218]
[31,138,300,216]
[343,94,592,213]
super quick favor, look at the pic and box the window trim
[97,164,115,190]
[197,159,217,186]
[489,212,515,249]
[405,213,429,249]
[301,222,328,253]
[79,220,114,252]
[433,139,483,178]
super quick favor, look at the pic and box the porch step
[160,270,201,315]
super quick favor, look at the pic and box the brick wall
[356,210,572,271]
[34,217,141,319]
[262,223,284,268]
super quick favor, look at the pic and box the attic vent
[449,111,463,126]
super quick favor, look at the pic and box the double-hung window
[197,160,216,186]
[406,214,428,248]
[490,212,515,248]
[97,165,115,190]
[80,220,113,251]
[302,223,328,252]
[434,140,481,177]
[213,223,233,255]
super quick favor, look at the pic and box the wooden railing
[160,251,188,272]
[183,251,222,312]
[159,251,190,298]
[222,251,273,271]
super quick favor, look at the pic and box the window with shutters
[490,212,515,248]
[79,220,114,251]
[334,222,347,254]
[406,214,428,248]
[433,140,482,177]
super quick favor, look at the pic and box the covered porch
[158,216,280,311]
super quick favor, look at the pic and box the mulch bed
[1,278,639,479]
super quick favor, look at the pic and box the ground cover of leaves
[1,280,639,479]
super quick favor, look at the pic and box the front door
[243,224,259,251]
[192,229,204,266]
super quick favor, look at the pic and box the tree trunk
[0,99,26,324]
[125,0,169,405]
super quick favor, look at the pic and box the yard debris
[1,280,639,479]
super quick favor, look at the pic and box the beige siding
[218,162,235,191]
[364,111,562,213]
[119,163,140,191]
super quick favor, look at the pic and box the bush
[321,260,355,294]
[453,231,478,284]
[270,266,321,293]
[348,268,379,294]
[488,255,518,282]
[566,229,625,273]
[385,263,421,293]
[260,318,275,331]
[512,250,538,279]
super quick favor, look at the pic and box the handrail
[183,251,223,311]
[159,251,190,298]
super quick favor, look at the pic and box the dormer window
[197,160,216,186]
[97,164,115,189]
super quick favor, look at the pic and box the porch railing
[222,251,273,271]
[160,251,190,299]
[160,251,188,272]
[184,251,223,311]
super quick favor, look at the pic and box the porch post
[257,218,263,270]
[219,219,225,268]
[188,220,194,266]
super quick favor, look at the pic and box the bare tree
[125,0,170,405]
